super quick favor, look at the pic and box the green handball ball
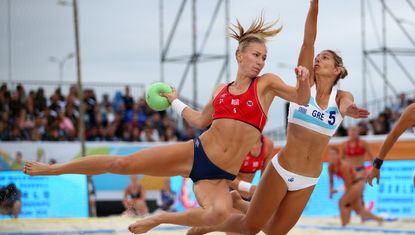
[145,82,173,111]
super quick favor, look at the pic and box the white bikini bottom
[271,153,320,191]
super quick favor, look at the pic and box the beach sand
[0,215,414,234]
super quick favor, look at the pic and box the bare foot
[128,213,163,234]
[24,161,54,176]
[187,226,209,235]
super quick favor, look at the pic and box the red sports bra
[212,77,267,132]
[344,139,366,157]
[239,135,267,173]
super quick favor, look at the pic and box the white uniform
[287,85,343,136]
[272,85,344,191]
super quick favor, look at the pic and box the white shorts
[271,154,319,191]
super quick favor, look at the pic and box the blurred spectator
[123,86,134,112]
[10,152,24,170]
[392,93,407,114]
[34,88,47,114]
[0,183,21,218]
[16,84,26,105]
[158,178,177,212]
[58,110,75,137]
[375,113,390,134]
[112,91,124,113]
[122,175,148,217]
[9,90,23,118]
[162,126,178,142]
[357,121,369,136]
[141,121,160,142]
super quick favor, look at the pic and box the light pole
[7,0,12,85]
[49,53,74,88]
[55,0,91,217]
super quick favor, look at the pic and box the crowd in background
[0,83,414,141]
[0,83,198,142]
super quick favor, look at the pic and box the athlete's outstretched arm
[298,0,318,85]
[367,104,415,186]
[338,91,370,119]
[263,66,310,106]
[162,85,225,129]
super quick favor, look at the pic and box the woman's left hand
[345,103,370,119]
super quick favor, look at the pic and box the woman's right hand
[160,86,178,104]
[295,66,310,83]
[366,168,380,187]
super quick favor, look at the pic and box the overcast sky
[0,0,414,131]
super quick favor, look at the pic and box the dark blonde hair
[229,13,282,53]
[324,50,348,85]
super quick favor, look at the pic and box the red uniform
[344,139,366,157]
[212,77,267,132]
[240,135,266,173]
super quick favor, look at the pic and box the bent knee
[203,207,232,225]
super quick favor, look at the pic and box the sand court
[0,216,414,235]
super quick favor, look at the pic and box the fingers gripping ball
[145,82,173,111]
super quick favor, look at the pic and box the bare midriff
[277,123,331,178]
[198,118,261,175]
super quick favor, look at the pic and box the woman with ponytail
[24,14,310,234]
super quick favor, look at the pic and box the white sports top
[288,85,344,136]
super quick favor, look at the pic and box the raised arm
[367,103,415,186]
[162,85,225,129]
[262,66,310,106]
[298,0,319,85]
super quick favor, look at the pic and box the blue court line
[296,224,415,234]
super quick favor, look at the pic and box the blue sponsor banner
[0,171,88,219]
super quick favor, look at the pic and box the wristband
[373,157,384,169]
[237,181,252,193]
[171,99,188,116]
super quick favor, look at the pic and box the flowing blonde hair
[229,12,282,53]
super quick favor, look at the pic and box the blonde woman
[24,15,310,234]
[188,1,370,234]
